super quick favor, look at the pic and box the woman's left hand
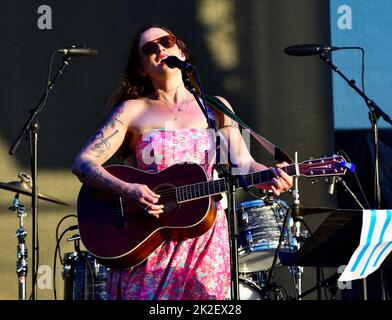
[270,162,293,196]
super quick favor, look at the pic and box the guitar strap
[205,95,293,163]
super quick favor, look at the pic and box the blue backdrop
[330,0,392,130]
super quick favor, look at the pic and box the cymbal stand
[289,151,303,300]
[9,193,28,300]
[290,224,304,300]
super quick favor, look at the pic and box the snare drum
[62,251,109,300]
[236,199,296,272]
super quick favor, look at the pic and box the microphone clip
[326,176,342,195]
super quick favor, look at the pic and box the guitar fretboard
[176,165,296,202]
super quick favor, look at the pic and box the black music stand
[284,209,392,300]
[285,209,392,269]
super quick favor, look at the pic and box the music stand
[285,209,392,269]
[284,209,392,300]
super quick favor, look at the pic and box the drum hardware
[8,193,28,300]
[262,190,276,206]
[62,235,109,300]
[288,151,304,300]
[290,218,304,299]
[62,251,109,300]
[0,173,69,206]
[1,172,69,300]
[1,172,69,299]
[66,234,81,242]
[262,200,294,300]
[53,215,78,300]
[261,151,306,300]
[2,172,69,300]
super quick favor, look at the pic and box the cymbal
[289,206,335,217]
[0,180,68,206]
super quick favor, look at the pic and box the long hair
[105,24,200,116]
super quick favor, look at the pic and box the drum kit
[62,250,109,300]
[231,196,308,300]
[2,172,312,301]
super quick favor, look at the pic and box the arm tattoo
[87,130,119,159]
[85,103,125,159]
[103,103,125,130]
[79,160,114,189]
[104,117,124,130]
[80,160,105,182]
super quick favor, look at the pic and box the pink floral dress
[107,128,231,300]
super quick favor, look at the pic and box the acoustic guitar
[77,155,354,269]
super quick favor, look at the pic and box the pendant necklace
[156,91,191,121]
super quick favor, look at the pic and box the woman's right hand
[127,183,163,218]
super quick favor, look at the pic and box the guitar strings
[152,160,338,199]
[154,166,296,199]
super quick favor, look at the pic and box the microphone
[162,56,195,71]
[284,44,340,56]
[57,46,98,57]
[328,176,337,195]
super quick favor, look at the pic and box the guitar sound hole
[154,184,178,215]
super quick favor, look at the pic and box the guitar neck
[175,165,296,203]
[173,155,351,203]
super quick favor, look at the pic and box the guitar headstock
[298,155,355,178]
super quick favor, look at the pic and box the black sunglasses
[140,35,177,56]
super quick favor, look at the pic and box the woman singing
[72,24,292,300]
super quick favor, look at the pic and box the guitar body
[77,163,217,269]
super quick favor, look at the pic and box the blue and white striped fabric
[339,210,392,281]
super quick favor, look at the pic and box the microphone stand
[8,52,73,299]
[319,50,392,300]
[319,50,391,208]
[184,74,241,300]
